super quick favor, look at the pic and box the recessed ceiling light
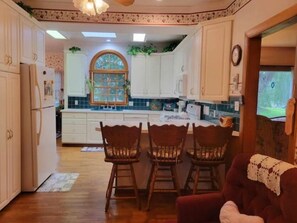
[133,33,146,42]
[82,32,116,38]
[46,30,66,39]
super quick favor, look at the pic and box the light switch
[203,106,210,115]
[234,101,240,111]
[75,100,78,105]
[146,101,150,107]
[128,101,134,106]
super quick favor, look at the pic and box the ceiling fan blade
[114,0,135,6]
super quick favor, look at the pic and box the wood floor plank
[0,140,177,223]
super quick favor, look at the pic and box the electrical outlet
[203,106,210,115]
[234,101,240,111]
[146,101,150,107]
[75,100,78,105]
[128,101,134,106]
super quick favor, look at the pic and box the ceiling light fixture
[73,0,109,16]
[133,33,146,42]
[82,32,116,38]
[46,30,66,39]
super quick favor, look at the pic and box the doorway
[241,5,297,163]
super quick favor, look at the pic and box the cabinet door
[160,54,174,97]
[87,120,103,144]
[0,2,19,74]
[6,8,19,74]
[7,74,21,199]
[130,55,146,97]
[0,73,8,210]
[20,16,34,64]
[34,27,45,66]
[187,31,202,100]
[65,52,87,97]
[200,21,232,101]
[146,54,160,97]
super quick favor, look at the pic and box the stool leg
[105,164,117,212]
[193,167,200,194]
[214,166,221,191]
[171,165,180,196]
[130,163,140,210]
[146,163,158,211]
[184,164,195,192]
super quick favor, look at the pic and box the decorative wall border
[33,0,251,25]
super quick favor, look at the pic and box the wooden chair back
[100,122,142,160]
[148,122,189,162]
[192,124,233,161]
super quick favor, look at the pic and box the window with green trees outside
[257,67,293,118]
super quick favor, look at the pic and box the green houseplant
[69,46,81,53]
[16,1,34,17]
[127,44,157,56]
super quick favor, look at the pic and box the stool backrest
[100,122,142,159]
[148,122,189,161]
[192,124,233,161]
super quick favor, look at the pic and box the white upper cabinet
[64,51,87,97]
[130,54,146,97]
[145,54,160,97]
[0,1,20,74]
[199,17,233,101]
[131,53,174,98]
[20,16,45,66]
[160,53,174,97]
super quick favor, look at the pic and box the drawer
[149,114,160,122]
[63,112,87,119]
[62,124,87,134]
[62,118,86,125]
[105,113,123,120]
[87,113,105,119]
[62,134,86,143]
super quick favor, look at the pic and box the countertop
[61,109,163,115]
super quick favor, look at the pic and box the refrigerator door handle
[34,69,43,109]
[36,109,43,146]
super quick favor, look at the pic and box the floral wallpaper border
[33,0,251,25]
[45,52,64,73]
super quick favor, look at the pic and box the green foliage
[86,79,95,92]
[162,41,180,52]
[69,46,81,53]
[127,44,157,56]
[122,80,131,96]
[16,1,34,17]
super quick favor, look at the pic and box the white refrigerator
[20,64,57,192]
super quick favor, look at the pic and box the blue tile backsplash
[68,95,240,131]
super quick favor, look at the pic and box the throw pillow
[219,201,264,223]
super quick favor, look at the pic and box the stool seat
[100,122,142,212]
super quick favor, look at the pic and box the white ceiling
[21,0,297,52]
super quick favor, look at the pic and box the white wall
[231,0,297,95]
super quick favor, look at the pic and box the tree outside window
[89,50,128,105]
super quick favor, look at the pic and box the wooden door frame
[241,4,297,163]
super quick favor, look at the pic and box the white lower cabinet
[62,112,87,143]
[87,113,105,144]
[0,72,21,211]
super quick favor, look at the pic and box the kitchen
[1,0,297,222]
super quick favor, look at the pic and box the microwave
[174,74,187,97]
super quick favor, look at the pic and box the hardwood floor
[0,140,177,223]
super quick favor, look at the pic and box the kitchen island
[61,109,222,189]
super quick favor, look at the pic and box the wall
[230,0,297,96]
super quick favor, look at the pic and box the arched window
[89,50,128,105]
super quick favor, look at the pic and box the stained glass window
[89,50,128,105]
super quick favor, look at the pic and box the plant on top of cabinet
[69,46,81,53]
[127,44,157,56]
[16,1,34,17]
[162,41,180,52]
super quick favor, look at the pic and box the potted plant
[69,46,81,53]
[127,44,157,56]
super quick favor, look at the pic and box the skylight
[46,30,66,39]
[82,32,117,38]
[133,33,146,42]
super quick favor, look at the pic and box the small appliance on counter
[186,104,201,120]
[177,100,186,113]
[150,99,162,111]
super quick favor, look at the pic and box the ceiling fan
[114,0,135,6]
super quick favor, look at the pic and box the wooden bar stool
[99,121,142,212]
[146,122,189,210]
[184,124,233,194]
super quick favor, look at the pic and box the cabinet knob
[5,55,9,65]
[10,130,13,138]
[7,130,11,140]
[190,88,194,95]
[201,87,205,95]
[9,56,12,65]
